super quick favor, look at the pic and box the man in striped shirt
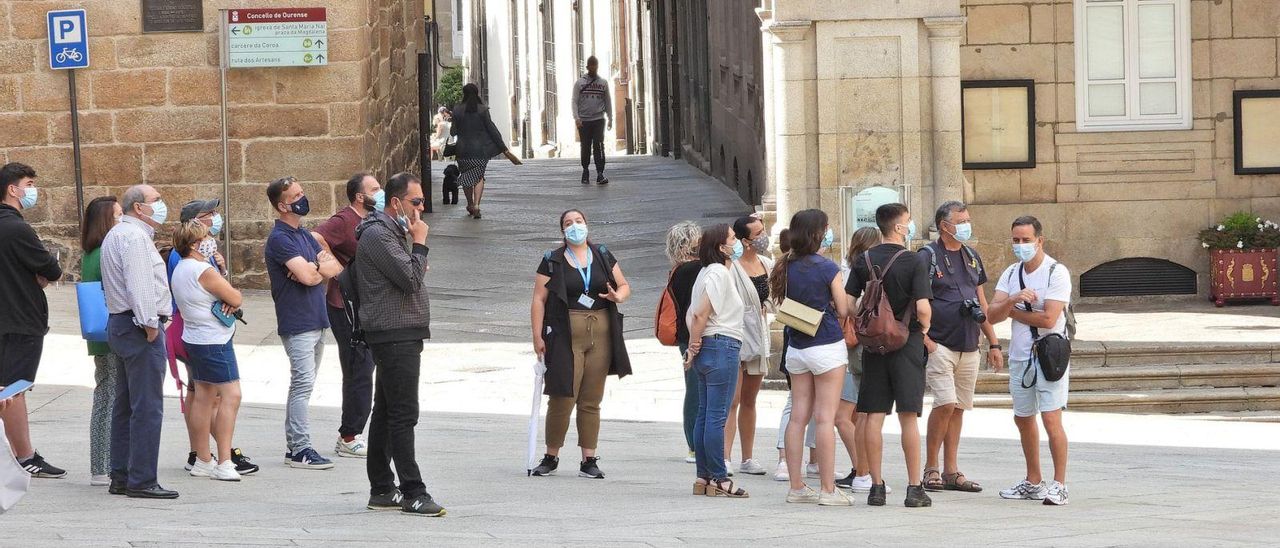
[101,184,178,500]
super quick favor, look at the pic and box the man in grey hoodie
[352,172,444,517]
[573,56,612,185]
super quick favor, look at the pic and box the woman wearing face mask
[663,221,704,464]
[769,209,852,506]
[80,196,124,487]
[686,224,748,498]
[530,210,632,479]
[722,215,773,476]
[170,220,245,482]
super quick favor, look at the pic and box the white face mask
[197,238,218,258]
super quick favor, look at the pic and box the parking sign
[47,9,89,70]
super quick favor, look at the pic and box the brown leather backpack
[853,250,913,355]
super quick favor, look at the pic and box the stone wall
[0,0,423,288]
[960,0,1280,294]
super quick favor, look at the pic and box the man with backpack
[987,215,1072,506]
[844,203,933,508]
[918,201,1002,495]
[572,56,613,185]
[351,172,444,517]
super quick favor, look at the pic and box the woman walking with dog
[450,83,522,219]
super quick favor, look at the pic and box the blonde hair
[664,221,701,266]
[173,219,210,258]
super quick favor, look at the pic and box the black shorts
[856,331,927,415]
[0,333,45,387]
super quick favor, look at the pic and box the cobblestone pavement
[7,157,1280,546]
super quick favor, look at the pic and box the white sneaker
[210,460,242,482]
[738,459,767,475]
[335,436,368,458]
[1000,479,1048,500]
[1043,481,1069,506]
[805,463,819,478]
[849,475,893,494]
[189,458,214,478]
[818,488,854,506]
[724,459,734,477]
[772,461,789,481]
[685,451,696,464]
[786,485,820,503]
[90,474,111,486]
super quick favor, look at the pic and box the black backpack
[336,223,373,349]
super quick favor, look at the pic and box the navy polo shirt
[264,219,330,336]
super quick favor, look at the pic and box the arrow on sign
[316,54,325,62]
[230,26,240,35]
[315,39,325,47]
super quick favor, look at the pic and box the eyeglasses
[407,198,425,207]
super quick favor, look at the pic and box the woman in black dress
[450,83,521,219]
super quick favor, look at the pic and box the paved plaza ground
[4,157,1280,546]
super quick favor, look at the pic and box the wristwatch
[990,344,1003,350]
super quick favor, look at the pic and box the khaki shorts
[926,345,980,410]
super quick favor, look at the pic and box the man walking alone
[354,173,445,517]
[573,56,613,185]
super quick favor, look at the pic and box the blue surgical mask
[210,213,224,236]
[1013,242,1037,262]
[729,240,744,261]
[952,222,972,242]
[564,222,589,245]
[289,196,311,217]
[820,228,834,249]
[148,200,168,224]
[396,215,409,230]
[900,222,917,242]
[372,190,386,212]
[19,187,38,209]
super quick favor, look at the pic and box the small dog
[442,164,460,205]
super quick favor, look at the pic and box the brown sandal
[923,467,945,492]
[943,471,983,492]
[693,479,709,495]
[706,479,749,498]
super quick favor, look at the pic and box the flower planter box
[1210,248,1279,307]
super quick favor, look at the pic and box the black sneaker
[367,489,403,511]
[596,172,609,185]
[230,448,259,475]
[531,454,558,476]
[905,484,933,508]
[835,469,857,490]
[108,478,127,495]
[401,494,446,517]
[867,482,887,506]
[581,169,590,184]
[20,452,66,479]
[579,457,605,479]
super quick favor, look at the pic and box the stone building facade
[0,0,424,288]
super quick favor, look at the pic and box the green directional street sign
[225,8,327,68]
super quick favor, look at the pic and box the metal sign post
[47,9,90,225]
[219,10,233,277]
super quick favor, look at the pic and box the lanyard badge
[567,249,596,308]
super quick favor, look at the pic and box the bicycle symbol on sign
[55,48,83,64]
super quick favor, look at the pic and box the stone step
[972,386,1280,414]
[1069,341,1279,368]
[975,363,1280,393]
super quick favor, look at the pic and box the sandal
[923,467,945,492]
[693,478,710,496]
[706,479,749,498]
[943,471,983,493]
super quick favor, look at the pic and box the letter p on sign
[52,16,81,44]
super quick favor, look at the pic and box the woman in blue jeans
[685,224,748,498]
[664,221,703,463]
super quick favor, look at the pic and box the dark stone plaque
[142,0,204,33]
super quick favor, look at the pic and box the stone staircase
[973,341,1280,414]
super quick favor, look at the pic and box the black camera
[960,299,986,323]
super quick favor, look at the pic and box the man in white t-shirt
[988,215,1071,506]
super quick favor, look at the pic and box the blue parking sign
[47,9,89,70]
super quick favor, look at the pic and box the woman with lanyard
[530,209,632,479]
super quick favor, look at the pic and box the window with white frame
[1074,0,1191,131]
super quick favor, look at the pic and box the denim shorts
[840,368,860,404]
[186,340,240,384]
[1008,359,1069,417]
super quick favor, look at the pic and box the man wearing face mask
[101,184,177,498]
[917,201,1002,495]
[988,215,1072,506]
[351,172,444,516]
[264,177,343,471]
[844,203,933,507]
[0,163,66,480]
[312,172,384,459]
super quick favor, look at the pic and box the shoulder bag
[775,258,824,337]
[1018,263,1071,387]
